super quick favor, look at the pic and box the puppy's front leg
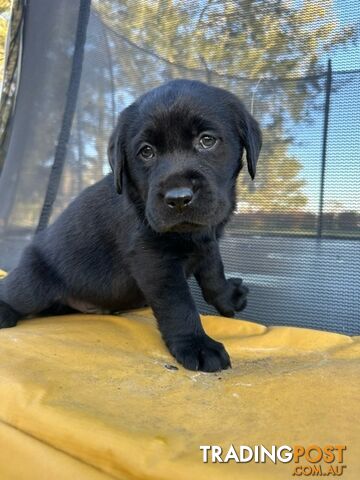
[131,258,230,372]
[195,239,248,317]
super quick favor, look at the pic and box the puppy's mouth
[167,221,206,233]
[146,210,208,233]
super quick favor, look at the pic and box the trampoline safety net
[0,0,359,335]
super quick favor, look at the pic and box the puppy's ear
[108,106,133,194]
[232,99,262,180]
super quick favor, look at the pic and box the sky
[288,0,360,213]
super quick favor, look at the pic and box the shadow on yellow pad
[0,269,359,479]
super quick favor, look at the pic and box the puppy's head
[108,79,262,233]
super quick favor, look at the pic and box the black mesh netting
[0,0,359,334]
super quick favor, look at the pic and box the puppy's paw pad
[168,335,231,372]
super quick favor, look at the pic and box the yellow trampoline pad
[0,269,359,479]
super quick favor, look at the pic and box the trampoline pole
[317,59,332,239]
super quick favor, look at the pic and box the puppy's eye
[139,145,155,159]
[199,135,217,149]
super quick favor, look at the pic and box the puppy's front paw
[0,301,20,329]
[213,278,249,317]
[167,334,231,372]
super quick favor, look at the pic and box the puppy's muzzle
[164,187,194,212]
[146,168,217,232]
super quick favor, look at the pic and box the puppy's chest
[183,252,201,277]
[160,237,207,277]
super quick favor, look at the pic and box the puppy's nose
[164,187,194,210]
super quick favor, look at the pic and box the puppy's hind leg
[0,245,63,328]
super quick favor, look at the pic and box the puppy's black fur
[0,80,262,372]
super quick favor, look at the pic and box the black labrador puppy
[0,79,261,372]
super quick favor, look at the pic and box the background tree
[91,0,357,213]
[1,1,358,231]
[0,0,11,86]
